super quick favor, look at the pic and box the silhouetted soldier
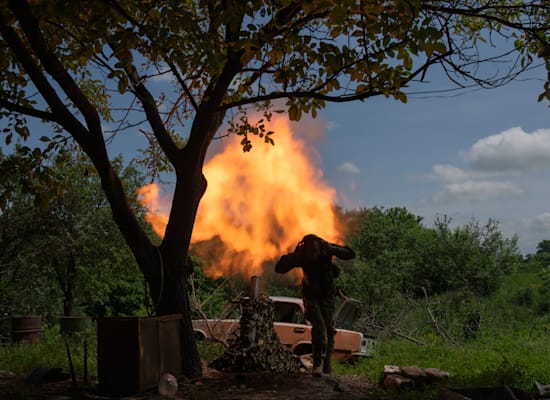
[275,234,356,376]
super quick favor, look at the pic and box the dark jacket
[275,235,355,299]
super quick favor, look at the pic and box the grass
[197,339,226,362]
[3,326,548,392]
[0,334,548,400]
[0,326,97,380]
[334,332,550,392]
[196,316,550,395]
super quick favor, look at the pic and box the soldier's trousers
[303,295,336,367]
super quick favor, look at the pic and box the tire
[293,343,312,356]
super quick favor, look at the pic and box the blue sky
[59,62,550,256]
[315,67,549,255]
[2,49,547,256]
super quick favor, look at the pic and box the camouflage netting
[210,296,303,373]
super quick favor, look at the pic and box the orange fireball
[138,115,344,279]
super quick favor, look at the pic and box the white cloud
[338,161,360,174]
[463,127,550,172]
[431,163,510,183]
[429,127,550,203]
[434,180,523,203]
[529,212,550,233]
[432,164,473,182]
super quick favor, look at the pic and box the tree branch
[0,22,89,144]
[422,2,550,32]
[121,60,181,165]
[0,98,59,124]
[9,0,103,137]
[221,50,452,109]
[167,62,199,111]
[106,0,200,113]
[3,1,159,283]
[422,287,461,348]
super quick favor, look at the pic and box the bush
[349,209,521,302]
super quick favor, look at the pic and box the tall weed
[0,326,96,379]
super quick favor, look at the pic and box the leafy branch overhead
[0,1,548,156]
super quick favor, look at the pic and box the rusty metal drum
[11,316,43,344]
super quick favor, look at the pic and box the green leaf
[117,77,128,93]
[403,53,413,70]
[287,105,301,121]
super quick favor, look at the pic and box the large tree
[0,0,548,375]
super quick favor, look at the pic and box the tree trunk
[142,107,221,377]
[54,251,75,317]
[63,252,76,317]
[90,157,204,377]
[151,249,202,377]
[138,168,207,377]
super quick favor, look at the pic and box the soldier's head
[295,234,325,261]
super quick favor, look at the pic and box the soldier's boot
[312,347,324,377]
[312,365,323,377]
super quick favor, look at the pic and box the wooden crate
[97,314,183,396]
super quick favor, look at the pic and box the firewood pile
[382,364,451,390]
[210,295,303,373]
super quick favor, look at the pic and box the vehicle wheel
[293,343,312,356]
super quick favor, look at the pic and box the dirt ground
[0,366,383,400]
[3,366,544,400]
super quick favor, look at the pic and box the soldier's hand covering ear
[294,240,305,255]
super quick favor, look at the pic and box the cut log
[382,374,414,390]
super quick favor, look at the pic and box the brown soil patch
[0,366,378,400]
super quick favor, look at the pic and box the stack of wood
[382,364,451,390]
[210,296,303,373]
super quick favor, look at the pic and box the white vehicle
[192,296,373,362]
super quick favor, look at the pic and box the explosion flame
[138,115,344,279]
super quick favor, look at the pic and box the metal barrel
[11,316,43,344]
[250,275,261,299]
[59,316,93,336]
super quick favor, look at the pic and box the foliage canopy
[0,149,149,319]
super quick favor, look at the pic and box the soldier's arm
[326,243,356,260]
[275,252,301,274]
